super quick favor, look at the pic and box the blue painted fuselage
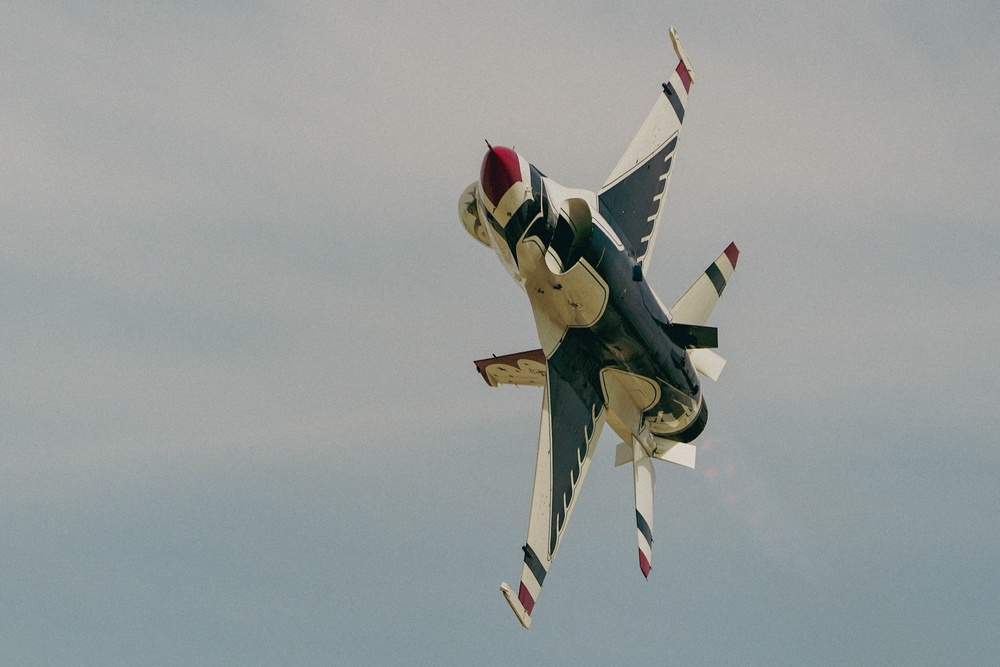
[487,167,707,443]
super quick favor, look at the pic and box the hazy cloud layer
[1,1,997,664]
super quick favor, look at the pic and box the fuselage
[470,146,707,444]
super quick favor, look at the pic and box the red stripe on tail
[638,550,651,579]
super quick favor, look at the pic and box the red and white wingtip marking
[500,582,532,629]
[669,26,694,87]
[723,241,739,270]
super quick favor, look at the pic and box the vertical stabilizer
[632,438,656,578]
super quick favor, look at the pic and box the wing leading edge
[598,27,694,275]
[501,348,605,629]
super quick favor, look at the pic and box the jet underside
[490,184,708,445]
[459,26,738,629]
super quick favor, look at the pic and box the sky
[1,1,998,664]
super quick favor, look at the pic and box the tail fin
[670,242,738,326]
[632,438,656,579]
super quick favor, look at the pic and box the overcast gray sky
[2,1,998,664]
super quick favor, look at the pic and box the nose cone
[480,146,522,208]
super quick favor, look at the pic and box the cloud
[1,2,998,663]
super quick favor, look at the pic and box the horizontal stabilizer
[616,439,697,469]
[615,440,698,470]
[670,242,738,326]
[500,582,532,629]
[688,348,726,381]
[654,441,696,469]
[671,323,718,349]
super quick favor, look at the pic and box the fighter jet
[458,27,738,629]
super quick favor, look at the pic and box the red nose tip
[480,146,522,207]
